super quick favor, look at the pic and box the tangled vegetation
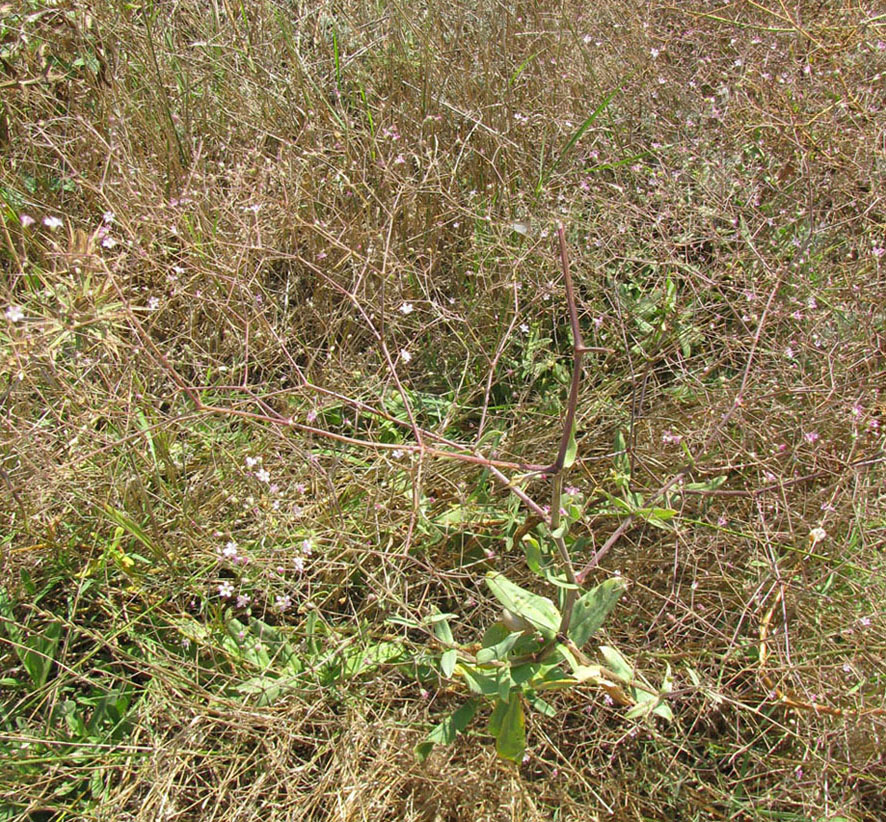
[1,1,885,819]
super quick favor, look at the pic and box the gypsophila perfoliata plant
[3,0,886,818]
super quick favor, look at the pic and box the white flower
[399,302,414,314]
[43,215,63,229]
[218,581,234,598]
[293,555,305,573]
[301,539,313,556]
[20,214,35,228]
[223,540,239,559]
[101,235,118,249]
[255,468,271,483]
[5,305,24,323]
[808,527,827,548]
[147,296,160,311]
[102,211,116,224]
[245,456,260,468]
[400,350,412,363]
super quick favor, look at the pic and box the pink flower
[5,305,24,323]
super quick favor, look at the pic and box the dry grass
[1,0,885,819]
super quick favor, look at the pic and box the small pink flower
[5,305,24,323]
[803,431,820,444]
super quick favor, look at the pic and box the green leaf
[102,505,165,563]
[415,699,479,763]
[476,631,523,664]
[683,475,728,492]
[528,694,556,717]
[485,572,561,640]
[480,621,511,649]
[441,649,457,677]
[568,578,628,648]
[21,620,62,688]
[545,74,630,182]
[614,430,630,476]
[523,537,544,576]
[458,663,503,697]
[495,691,526,762]
[432,612,454,645]
[487,698,508,737]
[497,668,515,702]
[599,645,633,682]
[563,423,578,469]
[233,675,288,707]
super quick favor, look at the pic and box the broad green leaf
[528,694,556,717]
[441,649,457,677]
[625,688,673,722]
[550,522,568,540]
[497,669,514,702]
[480,621,510,649]
[415,699,478,762]
[432,613,454,645]
[511,663,539,687]
[21,620,62,688]
[496,691,526,762]
[487,698,508,737]
[486,572,561,640]
[476,631,523,664]
[569,578,628,648]
[599,645,633,682]
[458,663,502,697]
[342,640,404,677]
[533,676,577,691]
[523,537,544,576]
[572,664,605,683]
[435,504,476,526]
[683,475,727,492]
[234,675,288,707]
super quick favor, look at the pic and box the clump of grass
[2,0,885,819]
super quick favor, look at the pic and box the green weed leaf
[415,699,479,763]
[486,572,561,640]
[441,649,457,677]
[495,691,526,762]
[21,620,62,688]
[568,577,628,648]
[563,422,578,469]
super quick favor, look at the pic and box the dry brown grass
[1,0,885,819]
